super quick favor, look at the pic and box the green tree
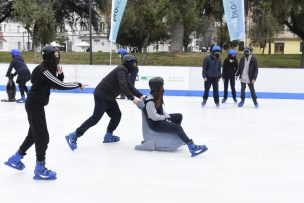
[270,0,304,67]
[249,1,282,54]
[0,0,13,24]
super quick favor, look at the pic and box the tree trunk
[300,51,304,68]
[169,21,184,52]
[141,33,150,65]
[268,36,272,55]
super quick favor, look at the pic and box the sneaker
[222,98,226,103]
[4,151,25,170]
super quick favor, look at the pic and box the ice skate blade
[191,147,208,157]
[33,175,57,180]
[4,161,25,170]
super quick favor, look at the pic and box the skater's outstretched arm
[42,70,81,90]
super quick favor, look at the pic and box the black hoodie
[93,64,143,101]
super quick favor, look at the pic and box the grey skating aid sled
[135,101,184,152]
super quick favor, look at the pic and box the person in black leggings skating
[4,45,86,180]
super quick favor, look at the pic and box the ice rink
[1,91,304,203]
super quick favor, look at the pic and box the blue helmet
[10,49,20,56]
[228,49,237,55]
[211,45,221,52]
[117,48,127,56]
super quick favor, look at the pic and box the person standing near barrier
[222,49,238,103]
[201,45,222,107]
[5,49,31,103]
[236,47,259,108]
[4,45,86,180]
[65,54,144,151]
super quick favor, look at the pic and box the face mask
[214,52,220,57]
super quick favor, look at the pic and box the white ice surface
[1,92,304,203]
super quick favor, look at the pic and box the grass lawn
[0,51,302,68]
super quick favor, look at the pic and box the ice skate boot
[4,151,25,170]
[187,140,208,157]
[65,131,78,151]
[103,132,120,143]
[16,95,26,103]
[33,161,57,180]
[238,100,244,107]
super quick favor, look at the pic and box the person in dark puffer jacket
[4,45,85,180]
[5,49,31,103]
[66,54,144,151]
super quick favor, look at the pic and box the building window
[18,42,22,50]
[300,42,304,52]
[275,43,284,54]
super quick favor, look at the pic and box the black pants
[240,82,257,102]
[203,77,219,103]
[223,77,236,100]
[76,95,121,136]
[149,113,191,144]
[17,81,29,96]
[19,99,49,162]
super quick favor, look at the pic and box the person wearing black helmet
[65,54,144,151]
[5,49,31,103]
[143,77,208,157]
[222,49,238,103]
[202,45,222,107]
[4,44,85,180]
[236,47,259,108]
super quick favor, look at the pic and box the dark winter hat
[149,77,164,90]
[41,45,59,57]
[10,49,20,56]
[122,54,136,63]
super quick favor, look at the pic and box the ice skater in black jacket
[66,54,144,151]
[5,49,31,103]
[222,49,238,103]
[4,45,85,180]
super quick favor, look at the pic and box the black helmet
[41,45,59,56]
[122,54,136,63]
[149,77,164,90]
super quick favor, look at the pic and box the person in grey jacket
[66,54,144,151]
[201,45,222,107]
[236,48,259,108]
[143,77,208,157]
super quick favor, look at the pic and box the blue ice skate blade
[191,147,208,157]
[33,175,57,180]
[4,161,25,170]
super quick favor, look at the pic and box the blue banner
[222,0,245,41]
[109,0,128,43]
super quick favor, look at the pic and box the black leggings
[149,113,191,144]
[76,95,122,136]
[19,99,49,162]
[17,81,29,96]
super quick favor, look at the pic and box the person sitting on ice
[5,49,31,103]
[142,77,208,157]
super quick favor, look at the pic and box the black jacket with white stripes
[27,64,81,105]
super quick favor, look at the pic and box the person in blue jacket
[201,45,222,107]
[5,49,31,103]
[4,45,86,180]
